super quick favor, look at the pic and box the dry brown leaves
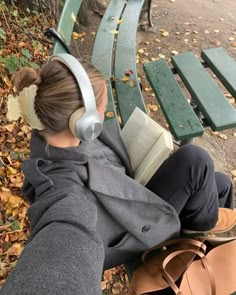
[0,4,53,286]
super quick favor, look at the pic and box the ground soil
[72,1,236,293]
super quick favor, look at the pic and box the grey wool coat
[1,123,180,295]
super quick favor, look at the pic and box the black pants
[146,144,234,231]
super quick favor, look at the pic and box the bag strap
[162,249,216,295]
[142,238,207,264]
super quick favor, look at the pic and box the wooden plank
[91,0,127,128]
[201,47,236,99]
[144,59,204,141]
[114,0,146,126]
[53,0,83,54]
[172,52,236,131]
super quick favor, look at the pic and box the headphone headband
[48,53,103,141]
[49,54,97,113]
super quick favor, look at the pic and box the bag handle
[161,249,216,295]
[142,238,207,264]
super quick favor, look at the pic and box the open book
[120,107,173,186]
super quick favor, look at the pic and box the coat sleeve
[0,187,105,295]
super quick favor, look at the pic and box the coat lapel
[99,123,133,177]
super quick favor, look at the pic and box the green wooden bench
[144,49,236,143]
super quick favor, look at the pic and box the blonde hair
[13,60,106,134]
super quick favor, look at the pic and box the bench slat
[91,0,127,127]
[144,59,204,141]
[114,0,146,126]
[53,0,83,54]
[172,52,236,131]
[201,47,236,99]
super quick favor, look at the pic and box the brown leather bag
[128,238,236,295]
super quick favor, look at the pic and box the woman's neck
[45,129,80,148]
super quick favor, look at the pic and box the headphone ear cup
[69,107,84,136]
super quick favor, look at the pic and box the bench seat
[172,52,236,131]
[144,49,236,141]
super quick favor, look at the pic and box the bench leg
[148,0,153,26]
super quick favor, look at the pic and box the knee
[176,144,214,170]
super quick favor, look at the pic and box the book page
[134,132,173,185]
[120,107,165,171]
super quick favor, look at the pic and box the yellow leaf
[71,12,77,23]
[231,42,236,47]
[72,32,79,39]
[138,48,145,53]
[7,166,17,175]
[101,280,108,291]
[105,111,115,118]
[116,19,123,25]
[121,76,129,82]
[161,31,169,37]
[111,30,119,35]
[5,123,16,132]
[5,242,24,257]
[231,170,236,177]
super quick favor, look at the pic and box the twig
[1,10,12,35]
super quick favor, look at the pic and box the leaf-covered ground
[0,2,54,286]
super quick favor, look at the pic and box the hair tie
[7,85,44,130]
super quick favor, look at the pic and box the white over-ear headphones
[49,53,103,141]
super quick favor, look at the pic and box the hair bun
[13,67,41,92]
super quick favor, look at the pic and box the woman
[1,55,234,295]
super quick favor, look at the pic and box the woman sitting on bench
[2,54,234,295]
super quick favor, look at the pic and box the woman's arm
[1,189,104,295]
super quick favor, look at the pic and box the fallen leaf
[72,32,79,39]
[219,134,228,140]
[231,42,236,47]
[121,76,129,82]
[155,38,161,43]
[4,243,23,257]
[219,18,224,21]
[138,48,145,53]
[229,36,235,41]
[129,80,136,87]
[144,87,152,92]
[231,170,236,177]
[146,104,158,111]
[158,54,165,59]
[116,19,123,25]
[101,280,108,290]
[214,30,220,33]
[193,31,199,34]
[111,30,119,35]
[171,50,179,55]
[204,30,210,34]
[4,123,16,132]
[161,31,169,37]
[233,133,236,137]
